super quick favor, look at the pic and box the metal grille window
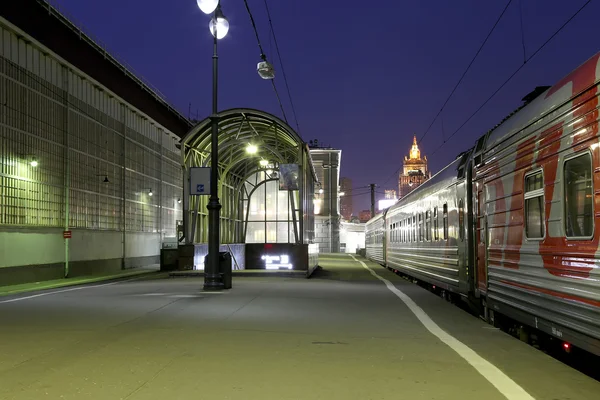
[525,170,544,239]
[565,153,593,238]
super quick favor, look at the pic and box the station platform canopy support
[179,108,317,253]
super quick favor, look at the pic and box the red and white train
[366,52,600,356]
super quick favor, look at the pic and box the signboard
[190,167,211,195]
[63,230,72,239]
[279,164,299,190]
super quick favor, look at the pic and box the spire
[409,134,420,160]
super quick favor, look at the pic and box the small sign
[63,230,72,239]
[190,167,211,196]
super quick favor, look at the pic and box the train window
[458,200,464,241]
[564,153,594,239]
[443,204,448,240]
[525,170,545,239]
[425,211,431,241]
[418,214,423,241]
[433,207,439,240]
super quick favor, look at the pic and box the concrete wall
[0,227,160,285]
[314,216,340,254]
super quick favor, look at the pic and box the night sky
[52,0,600,214]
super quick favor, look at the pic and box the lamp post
[197,0,229,291]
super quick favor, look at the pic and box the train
[366,51,600,357]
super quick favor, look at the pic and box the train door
[474,181,487,296]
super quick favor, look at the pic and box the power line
[263,0,301,134]
[428,0,592,158]
[241,0,288,123]
[380,0,591,186]
[419,0,514,144]
[378,1,513,189]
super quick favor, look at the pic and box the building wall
[0,19,183,285]
[309,148,341,253]
[339,176,352,221]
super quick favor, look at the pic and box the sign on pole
[63,230,72,239]
[190,167,211,195]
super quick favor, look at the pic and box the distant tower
[398,135,430,199]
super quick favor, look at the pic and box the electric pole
[370,183,376,219]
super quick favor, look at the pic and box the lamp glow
[30,157,38,167]
[209,8,229,39]
[197,0,218,14]
[148,189,153,197]
[259,159,269,167]
[319,188,324,194]
[246,144,258,154]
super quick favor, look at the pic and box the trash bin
[219,251,232,289]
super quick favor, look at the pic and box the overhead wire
[263,0,301,134]
[242,0,288,123]
[379,0,591,186]
[418,0,514,144]
[377,0,513,189]
[428,0,592,158]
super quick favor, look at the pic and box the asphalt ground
[0,254,597,399]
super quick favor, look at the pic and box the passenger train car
[366,52,600,357]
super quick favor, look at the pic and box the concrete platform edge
[0,269,162,297]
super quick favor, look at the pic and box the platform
[0,254,598,399]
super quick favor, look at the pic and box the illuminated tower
[398,135,430,199]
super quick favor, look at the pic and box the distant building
[359,210,371,223]
[399,135,431,199]
[309,141,342,253]
[384,189,397,199]
[340,177,353,221]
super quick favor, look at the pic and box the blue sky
[51,0,600,213]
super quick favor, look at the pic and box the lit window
[565,153,593,239]
[525,170,544,239]
[443,204,448,240]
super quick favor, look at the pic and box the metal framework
[181,108,315,245]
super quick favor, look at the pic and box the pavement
[0,254,598,399]
[0,265,161,296]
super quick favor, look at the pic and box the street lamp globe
[197,0,219,14]
[209,9,229,39]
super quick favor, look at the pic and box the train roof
[476,52,600,154]
[386,151,470,216]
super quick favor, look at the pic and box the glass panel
[565,153,593,238]
[277,222,290,243]
[278,190,289,221]
[433,207,439,240]
[248,183,265,221]
[443,204,448,240]
[265,180,277,221]
[266,222,277,242]
[526,197,544,238]
[246,221,265,243]
[526,172,543,191]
